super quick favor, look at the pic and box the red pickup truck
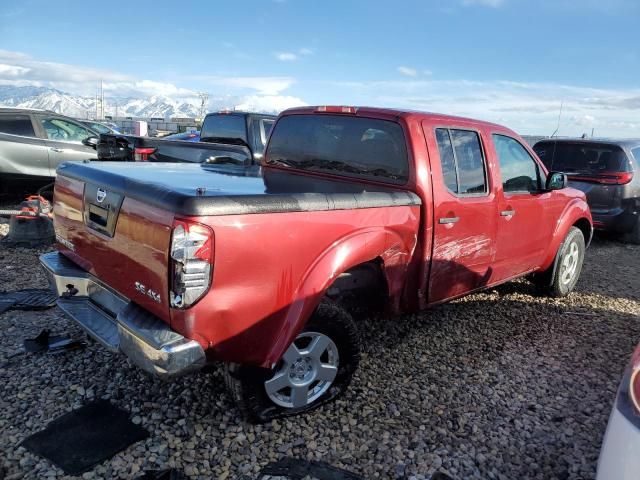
[41,106,592,421]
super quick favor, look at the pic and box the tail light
[169,220,214,309]
[568,172,634,185]
[315,106,357,114]
[630,345,640,413]
[134,147,157,161]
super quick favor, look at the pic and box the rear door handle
[500,210,516,217]
[439,216,460,224]
[50,147,64,153]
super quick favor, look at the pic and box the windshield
[266,114,409,184]
[201,114,246,143]
[533,141,631,174]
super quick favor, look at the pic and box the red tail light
[568,172,634,185]
[169,219,214,308]
[134,147,157,161]
[315,106,357,114]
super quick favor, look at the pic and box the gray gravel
[0,234,638,480]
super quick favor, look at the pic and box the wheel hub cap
[561,241,580,285]
[265,332,339,409]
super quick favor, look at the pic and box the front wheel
[224,300,360,423]
[533,227,585,297]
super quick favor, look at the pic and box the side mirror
[82,136,99,149]
[546,172,568,191]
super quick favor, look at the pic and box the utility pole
[197,92,209,120]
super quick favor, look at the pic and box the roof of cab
[281,105,511,131]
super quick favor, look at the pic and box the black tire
[224,300,360,423]
[623,218,640,245]
[532,227,585,297]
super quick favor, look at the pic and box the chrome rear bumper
[40,251,205,379]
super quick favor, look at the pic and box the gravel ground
[0,226,638,479]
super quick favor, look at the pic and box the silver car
[0,107,98,189]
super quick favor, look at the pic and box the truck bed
[96,133,253,164]
[57,162,421,216]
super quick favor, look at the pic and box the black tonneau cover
[57,162,420,217]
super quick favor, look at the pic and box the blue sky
[0,0,639,135]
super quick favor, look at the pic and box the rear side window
[494,134,542,193]
[533,141,631,174]
[201,114,247,143]
[266,114,409,184]
[632,147,640,165]
[0,114,35,137]
[434,128,487,195]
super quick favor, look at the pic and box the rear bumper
[591,205,638,233]
[39,251,205,379]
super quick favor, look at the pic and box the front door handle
[500,210,516,217]
[439,216,460,224]
[50,147,64,153]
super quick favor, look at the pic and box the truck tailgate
[52,174,173,323]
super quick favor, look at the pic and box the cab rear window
[534,141,632,174]
[266,114,409,184]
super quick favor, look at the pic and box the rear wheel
[532,227,585,297]
[224,300,360,423]
[623,217,640,245]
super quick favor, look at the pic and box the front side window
[434,128,487,195]
[40,118,92,143]
[267,114,409,184]
[0,114,36,137]
[494,134,542,193]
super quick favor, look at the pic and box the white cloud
[233,95,307,113]
[299,48,313,56]
[276,52,298,62]
[326,78,640,137]
[462,0,505,7]
[397,66,418,77]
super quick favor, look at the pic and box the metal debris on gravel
[0,236,638,480]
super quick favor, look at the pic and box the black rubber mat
[21,400,149,475]
[0,289,56,311]
[259,458,364,480]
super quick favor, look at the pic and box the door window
[0,114,36,137]
[40,118,92,143]
[493,134,543,193]
[434,128,487,195]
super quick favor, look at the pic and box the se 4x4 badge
[134,282,161,303]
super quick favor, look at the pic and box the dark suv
[533,138,640,243]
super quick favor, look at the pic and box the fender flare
[541,198,592,279]
[262,227,416,368]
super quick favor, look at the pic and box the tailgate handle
[88,204,109,227]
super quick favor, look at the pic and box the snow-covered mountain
[0,86,201,119]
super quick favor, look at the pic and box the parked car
[41,106,592,422]
[80,120,121,135]
[597,341,640,479]
[163,130,201,142]
[533,138,640,243]
[96,111,275,164]
[0,108,98,189]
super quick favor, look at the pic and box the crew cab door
[490,133,553,279]
[424,125,498,303]
[36,115,97,174]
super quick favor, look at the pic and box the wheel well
[325,259,388,313]
[573,218,593,247]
